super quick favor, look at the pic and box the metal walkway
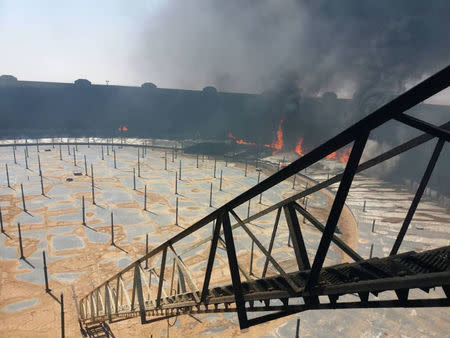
[79,65,450,330]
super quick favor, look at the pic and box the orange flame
[295,137,304,156]
[326,152,336,159]
[227,132,235,139]
[122,125,128,131]
[271,119,284,151]
[236,139,256,146]
[338,147,352,163]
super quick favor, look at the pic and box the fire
[236,139,256,146]
[326,152,336,159]
[227,132,235,139]
[295,137,304,156]
[337,147,352,163]
[271,119,284,151]
[122,125,128,131]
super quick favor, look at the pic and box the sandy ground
[0,139,448,337]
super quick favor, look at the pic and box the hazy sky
[0,0,449,104]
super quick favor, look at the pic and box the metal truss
[79,65,450,330]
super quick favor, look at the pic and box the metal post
[37,154,42,176]
[73,148,76,166]
[292,175,296,189]
[36,139,40,153]
[40,170,44,196]
[225,156,228,167]
[133,168,136,190]
[82,196,86,226]
[179,160,181,180]
[196,154,199,168]
[219,170,223,191]
[369,243,374,258]
[84,155,87,175]
[111,212,114,246]
[59,144,62,160]
[60,293,65,338]
[75,138,78,151]
[172,148,174,162]
[175,172,178,195]
[175,197,179,226]
[18,222,24,259]
[213,158,216,178]
[0,207,4,233]
[21,184,27,212]
[6,164,11,188]
[67,143,70,155]
[13,147,17,164]
[257,171,261,184]
[24,149,29,169]
[145,234,149,269]
[372,219,376,232]
[43,251,51,293]
[25,140,29,158]
[164,152,167,170]
[113,149,117,169]
[209,183,213,207]
[244,161,247,177]
[247,200,251,218]
[144,185,147,211]
[363,200,366,212]
[249,240,254,276]
[87,138,90,148]
[91,164,95,205]
[101,145,104,160]
[259,191,262,204]
[138,149,141,177]
[295,318,300,338]
[107,144,110,156]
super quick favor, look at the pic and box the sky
[0,0,449,104]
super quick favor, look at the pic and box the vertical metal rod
[40,170,44,196]
[175,172,178,195]
[164,152,167,170]
[196,154,199,168]
[213,158,216,178]
[25,139,29,158]
[24,149,29,169]
[82,196,86,225]
[138,149,141,177]
[75,138,78,151]
[91,164,95,205]
[60,293,65,338]
[13,147,17,164]
[175,197,179,226]
[390,138,445,256]
[249,240,254,276]
[257,171,261,184]
[6,164,11,188]
[369,243,374,258]
[21,184,27,212]
[101,145,104,160]
[84,155,87,175]
[363,200,366,212]
[288,234,291,247]
[219,170,223,191]
[43,251,51,292]
[209,183,213,207]
[87,138,90,148]
[179,160,181,180]
[144,185,147,211]
[244,161,247,177]
[247,200,251,218]
[37,155,42,175]
[145,234,149,269]
[292,175,296,189]
[295,318,300,338]
[307,133,368,289]
[67,142,70,155]
[73,148,76,166]
[259,191,262,204]
[18,222,24,259]
[107,144,110,156]
[0,206,4,233]
[133,168,136,190]
[171,148,174,162]
[36,139,40,152]
[113,149,117,169]
[371,219,376,232]
[59,144,62,160]
[111,212,114,246]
